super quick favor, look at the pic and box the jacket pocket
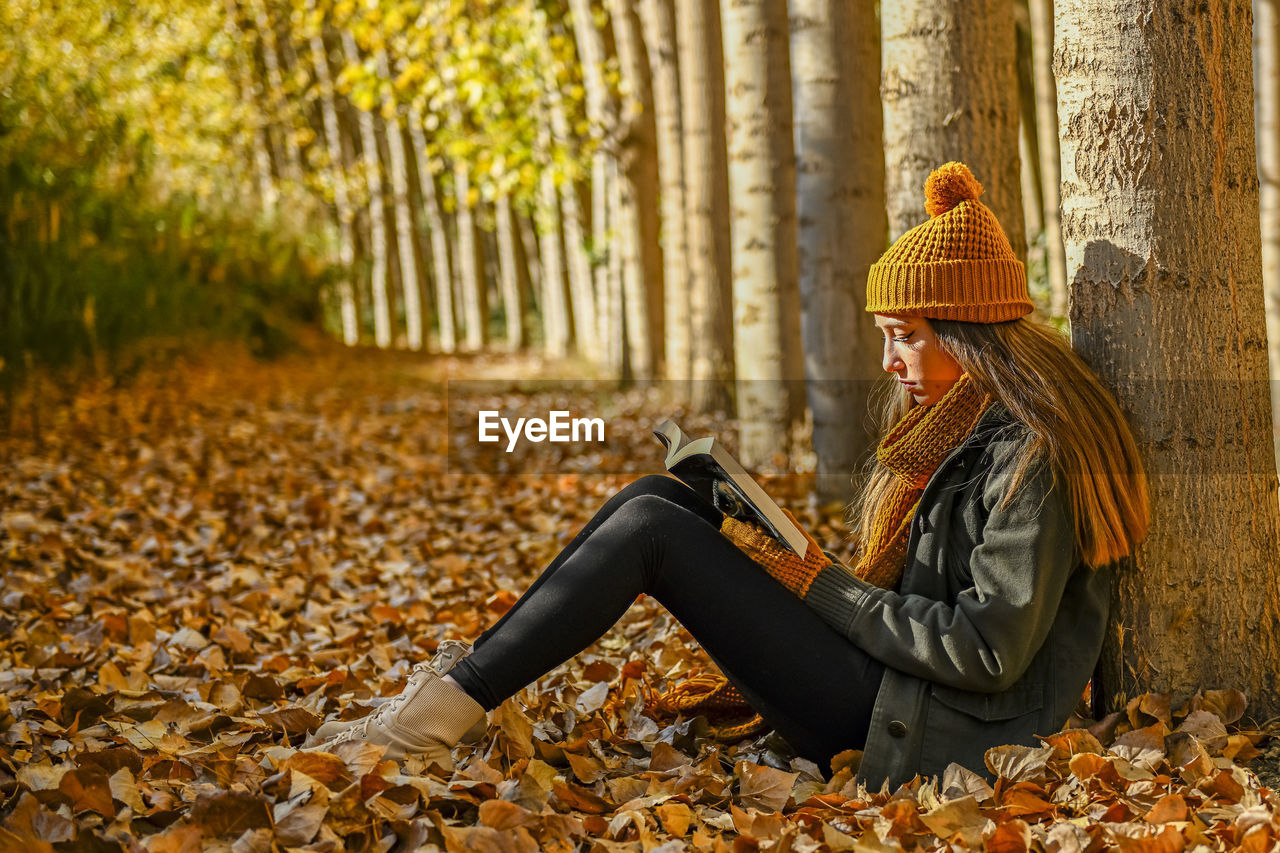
[919,684,1046,780]
[929,680,1044,722]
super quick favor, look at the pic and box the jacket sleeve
[803,444,1079,692]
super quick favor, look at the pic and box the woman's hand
[720,509,832,598]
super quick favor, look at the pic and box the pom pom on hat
[866,160,1033,323]
[924,161,984,217]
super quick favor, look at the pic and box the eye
[891,332,913,343]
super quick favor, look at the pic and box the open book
[653,419,809,557]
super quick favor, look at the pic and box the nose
[882,340,904,374]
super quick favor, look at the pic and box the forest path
[0,340,1273,850]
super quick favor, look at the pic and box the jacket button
[888,720,908,738]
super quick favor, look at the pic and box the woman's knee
[612,492,688,528]
[619,475,720,524]
[621,473,691,502]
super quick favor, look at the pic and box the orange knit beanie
[866,162,1033,323]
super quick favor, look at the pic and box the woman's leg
[469,475,722,648]
[449,486,884,768]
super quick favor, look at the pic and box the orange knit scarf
[854,373,991,590]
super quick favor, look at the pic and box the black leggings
[448,474,884,767]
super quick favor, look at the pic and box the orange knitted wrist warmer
[719,515,830,598]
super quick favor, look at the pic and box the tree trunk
[515,205,543,315]
[1029,0,1068,318]
[245,0,302,186]
[604,157,628,376]
[495,193,530,350]
[537,170,573,357]
[305,11,358,346]
[374,49,424,351]
[638,0,690,383]
[453,160,488,350]
[676,0,735,413]
[720,0,803,469]
[406,112,458,353]
[881,0,1025,260]
[338,92,368,338]
[376,118,405,344]
[1256,0,1280,477]
[609,0,664,381]
[342,31,391,349]
[222,0,278,213]
[567,0,614,367]
[789,0,886,504]
[533,8,600,362]
[1016,3,1044,246]
[1057,0,1280,715]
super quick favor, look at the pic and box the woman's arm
[804,445,1079,692]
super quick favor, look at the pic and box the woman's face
[874,313,964,406]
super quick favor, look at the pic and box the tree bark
[537,170,573,357]
[342,30,391,349]
[245,0,302,186]
[604,156,628,375]
[676,0,735,413]
[637,0,690,383]
[721,0,798,466]
[305,10,358,346]
[452,159,488,350]
[1016,3,1044,240]
[222,0,278,213]
[789,0,886,504]
[1029,0,1068,318]
[374,49,424,351]
[533,8,600,362]
[1057,0,1280,715]
[609,0,664,381]
[515,204,543,305]
[881,0,1025,260]
[495,193,530,350]
[567,0,614,368]
[406,112,458,353]
[1256,0,1280,476]
[720,0,803,468]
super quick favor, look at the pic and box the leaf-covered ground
[2,341,1278,852]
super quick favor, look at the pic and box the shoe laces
[319,641,471,749]
[366,640,471,726]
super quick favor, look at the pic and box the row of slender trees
[217,0,1069,482]
[15,0,1278,712]
[220,0,1280,719]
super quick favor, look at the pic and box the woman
[307,162,1149,789]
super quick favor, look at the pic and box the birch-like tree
[374,47,425,351]
[407,111,458,352]
[1256,0,1280,473]
[881,0,1025,259]
[608,0,663,381]
[303,2,359,346]
[637,0,690,383]
[676,0,734,412]
[1058,0,1280,714]
[566,0,614,366]
[720,0,802,467]
[342,30,392,348]
[1029,0,1067,317]
[789,0,886,503]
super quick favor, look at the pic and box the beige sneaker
[305,640,488,749]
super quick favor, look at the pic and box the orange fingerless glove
[719,508,831,598]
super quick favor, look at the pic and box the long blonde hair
[848,317,1150,569]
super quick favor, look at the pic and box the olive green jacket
[805,402,1112,790]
